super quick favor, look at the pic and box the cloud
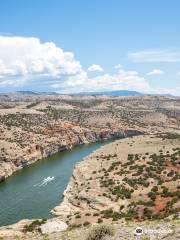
[147,69,165,76]
[128,49,180,62]
[52,69,151,93]
[114,64,123,69]
[0,32,14,36]
[0,35,84,86]
[87,64,103,72]
[91,70,150,92]
[0,35,179,96]
[149,87,180,96]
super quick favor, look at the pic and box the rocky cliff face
[1,94,179,182]
[0,118,142,182]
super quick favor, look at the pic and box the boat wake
[34,176,55,187]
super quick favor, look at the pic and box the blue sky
[0,0,180,94]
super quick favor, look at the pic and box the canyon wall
[0,124,142,181]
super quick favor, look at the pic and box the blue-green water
[0,140,112,227]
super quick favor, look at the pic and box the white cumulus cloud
[52,69,151,93]
[0,35,83,86]
[0,35,179,96]
[87,64,104,72]
[147,69,165,76]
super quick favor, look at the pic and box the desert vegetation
[0,93,180,239]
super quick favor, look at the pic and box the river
[0,140,113,227]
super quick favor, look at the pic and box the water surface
[0,140,112,226]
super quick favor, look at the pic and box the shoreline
[0,130,143,229]
[0,128,143,183]
[0,133,179,239]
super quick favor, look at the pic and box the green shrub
[97,218,103,223]
[85,224,114,240]
[148,191,157,201]
[26,101,40,109]
[93,213,99,216]
[83,221,90,226]
[23,219,46,232]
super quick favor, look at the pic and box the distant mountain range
[76,90,142,96]
[8,90,142,97]
[0,90,174,97]
[16,91,59,95]
[16,91,39,95]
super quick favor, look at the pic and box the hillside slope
[53,134,180,225]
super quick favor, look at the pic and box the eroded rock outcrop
[0,119,142,181]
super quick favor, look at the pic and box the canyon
[0,93,179,181]
[0,93,180,239]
